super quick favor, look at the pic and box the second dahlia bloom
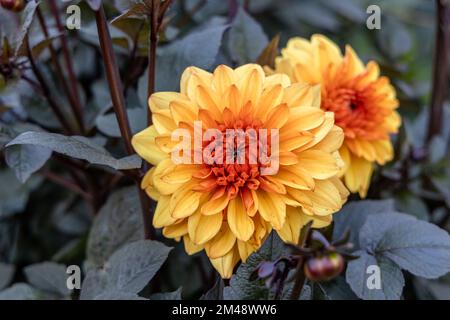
[274,35,401,197]
[132,64,348,278]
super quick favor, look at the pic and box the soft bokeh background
[1,0,449,300]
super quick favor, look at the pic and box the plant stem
[147,0,173,124]
[48,0,85,134]
[95,5,153,239]
[138,185,154,239]
[26,40,74,135]
[95,6,134,155]
[35,7,80,131]
[427,0,450,142]
[40,170,91,200]
[147,0,160,125]
[289,224,311,300]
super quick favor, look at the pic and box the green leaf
[94,291,147,300]
[359,212,416,250]
[21,94,63,129]
[319,0,366,23]
[85,0,102,11]
[314,277,358,300]
[96,108,147,138]
[138,23,228,99]
[5,144,52,183]
[150,287,183,300]
[346,211,450,299]
[0,263,15,290]
[87,187,144,267]
[81,240,172,299]
[376,17,412,59]
[14,0,39,57]
[201,278,224,300]
[108,240,172,294]
[80,269,109,300]
[0,283,40,300]
[24,262,71,297]
[394,191,429,221]
[0,169,42,218]
[346,250,404,300]
[226,7,269,64]
[332,199,396,248]
[374,214,450,278]
[431,174,450,207]
[223,233,293,300]
[7,131,141,170]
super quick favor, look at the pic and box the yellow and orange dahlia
[274,35,401,197]
[132,64,348,278]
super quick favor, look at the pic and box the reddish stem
[48,0,85,133]
[427,0,450,142]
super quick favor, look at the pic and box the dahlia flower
[274,35,401,197]
[132,64,348,278]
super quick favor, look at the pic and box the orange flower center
[322,77,391,141]
[192,111,277,208]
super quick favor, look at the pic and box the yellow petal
[279,132,314,152]
[163,221,188,238]
[256,191,286,229]
[206,224,236,259]
[210,246,240,279]
[188,210,223,245]
[282,83,321,108]
[195,85,223,120]
[237,67,263,105]
[286,187,314,214]
[264,103,289,129]
[152,109,177,134]
[296,149,340,180]
[237,240,257,262]
[312,126,344,153]
[311,34,343,72]
[227,197,255,241]
[279,151,299,165]
[296,113,335,152]
[201,194,230,215]
[303,179,343,215]
[170,184,202,219]
[132,126,168,165]
[180,66,213,98]
[142,168,160,200]
[169,99,198,125]
[254,84,283,121]
[277,206,304,244]
[149,92,187,112]
[344,154,374,198]
[372,139,394,165]
[213,65,236,95]
[183,235,204,255]
[344,45,365,77]
[273,166,315,190]
[264,74,291,88]
[221,84,242,115]
[159,164,198,184]
[152,159,184,195]
[153,195,177,228]
[282,107,325,133]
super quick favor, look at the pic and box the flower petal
[227,197,255,241]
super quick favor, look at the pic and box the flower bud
[304,253,345,282]
[1,0,25,12]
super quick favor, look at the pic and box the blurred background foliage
[1,0,450,300]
